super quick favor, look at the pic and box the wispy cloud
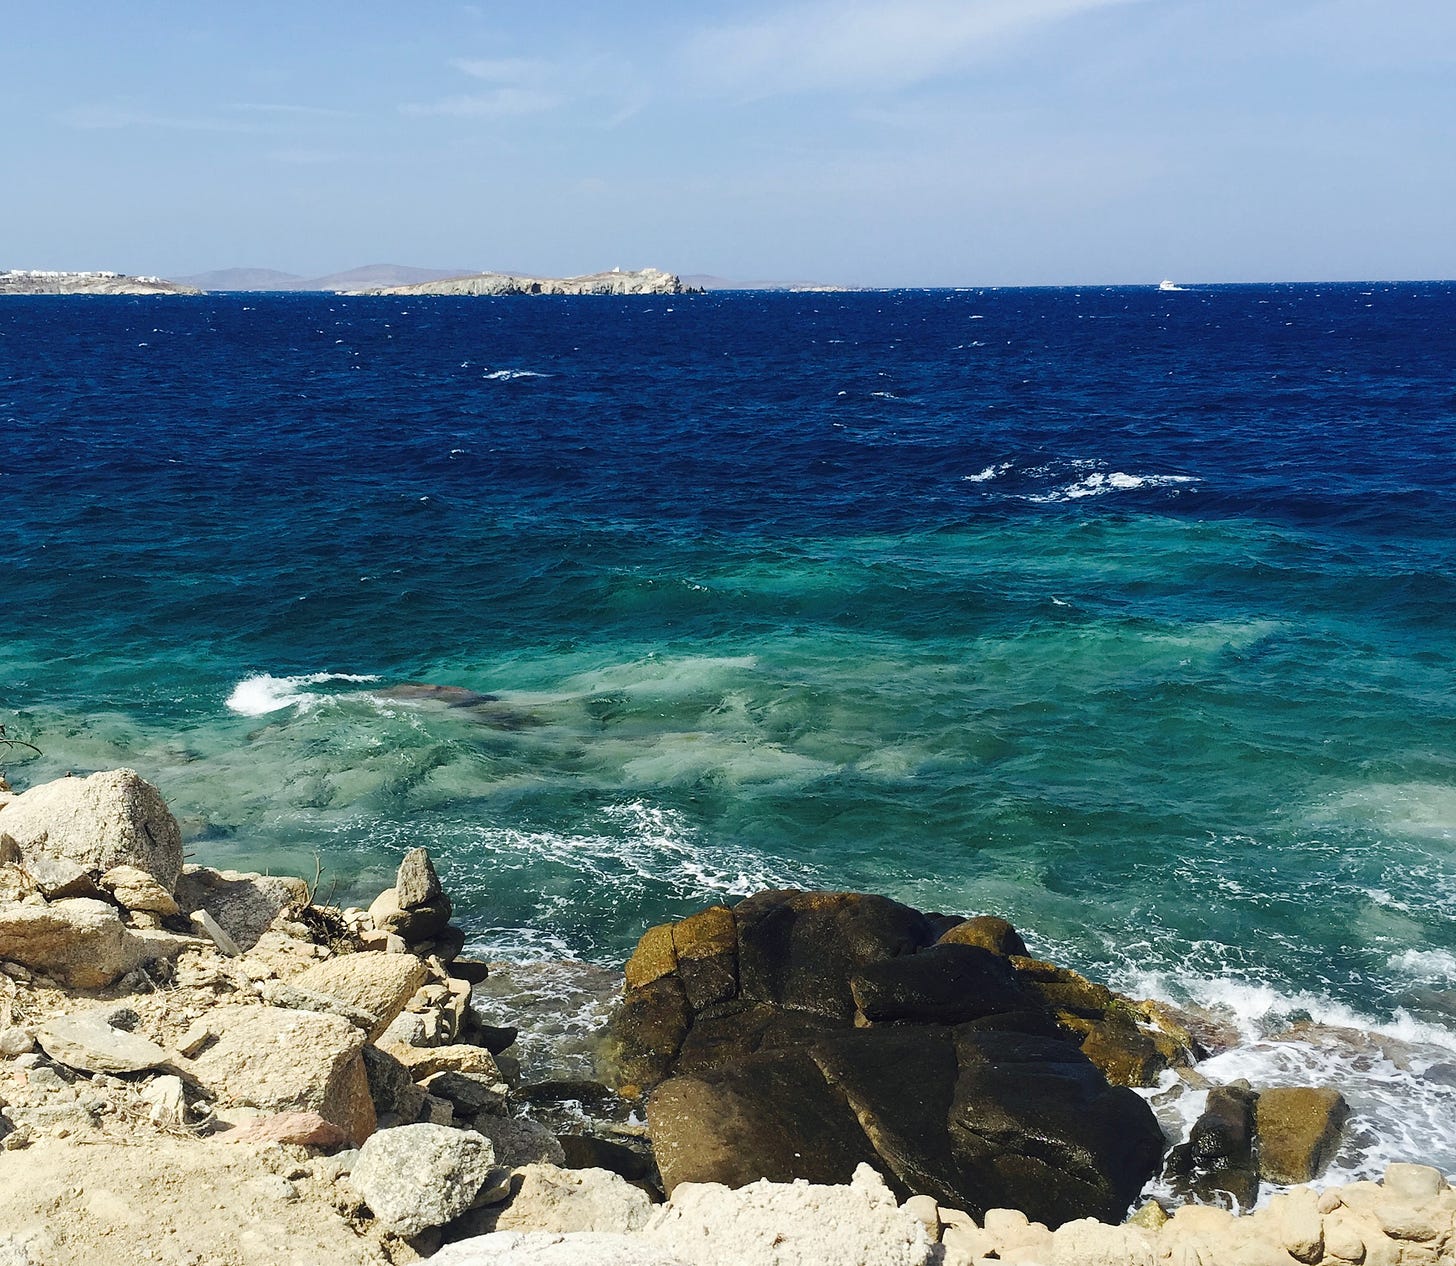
[58,104,264,133]
[450,56,550,82]
[402,54,564,119]
[401,87,562,119]
[683,0,1147,96]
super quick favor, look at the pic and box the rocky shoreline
[0,270,201,296]
[342,267,685,297]
[0,769,1451,1265]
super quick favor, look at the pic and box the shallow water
[3,283,1454,1179]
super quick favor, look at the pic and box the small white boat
[1158,279,1183,292]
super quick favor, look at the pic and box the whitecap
[1388,947,1456,982]
[1122,969,1456,1202]
[225,671,380,717]
[964,463,1012,483]
[483,368,551,381]
[1026,471,1199,503]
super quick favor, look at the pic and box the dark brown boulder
[648,1047,883,1192]
[734,890,937,1019]
[807,1026,963,1205]
[647,1021,1166,1227]
[602,974,691,1091]
[673,999,847,1076]
[949,1029,1166,1226]
[606,889,1175,1226]
[671,904,737,1011]
[557,1133,655,1182]
[937,915,1029,958]
[849,942,1030,1024]
[1191,1083,1257,1167]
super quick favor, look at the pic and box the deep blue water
[2,283,1455,1175]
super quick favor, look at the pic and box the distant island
[345,266,685,297]
[175,263,481,292]
[0,269,201,296]
[2,263,852,297]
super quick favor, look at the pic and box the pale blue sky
[4,1,1453,285]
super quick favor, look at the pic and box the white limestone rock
[0,770,183,890]
[100,865,180,916]
[349,1123,496,1237]
[0,898,146,989]
[35,1010,170,1075]
[493,1164,652,1235]
[288,952,426,1042]
[427,1231,689,1266]
[187,1005,375,1145]
[643,1163,935,1266]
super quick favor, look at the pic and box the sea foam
[225,671,380,716]
[1028,471,1200,503]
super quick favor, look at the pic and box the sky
[3,1,1453,286]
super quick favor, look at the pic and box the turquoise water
[3,285,1455,1178]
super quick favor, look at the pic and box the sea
[2,283,1454,1191]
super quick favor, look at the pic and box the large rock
[369,884,452,944]
[35,1009,170,1075]
[471,1117,567,1168]
[188,1005,375,1145]
[0,898,146,988]
[643,1164,934,1266]
[396,847,445,909]
[173,865,309,951]
[99,865,180,916]
[0,770,182,890]
[617,890,1168,1227]
[428,1233,688,1266]
[493,1164,653,1234]
[349,1123,495,1237]
[649,1025,1163,1227]
[1254,1086,1350,1183]
[735,890,937,1020]
[649,1047,883,1192]
[22,855,101,901]
[289,952,426,1042]
[362,1044,428,1125]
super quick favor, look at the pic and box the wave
[1120,967,1456,1199]
[482,368,551,381]
[224,671,380,716]
[964,462,1012,483]
[1026,471,1200,503]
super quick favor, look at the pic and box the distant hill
[177,264,480,292]
[175,267,309,291]
[683,274,849,292]
[305,264,479,291]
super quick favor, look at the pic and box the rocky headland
[0,270,201,296]
[344,267,685,297]
[0,768,1452,1266]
